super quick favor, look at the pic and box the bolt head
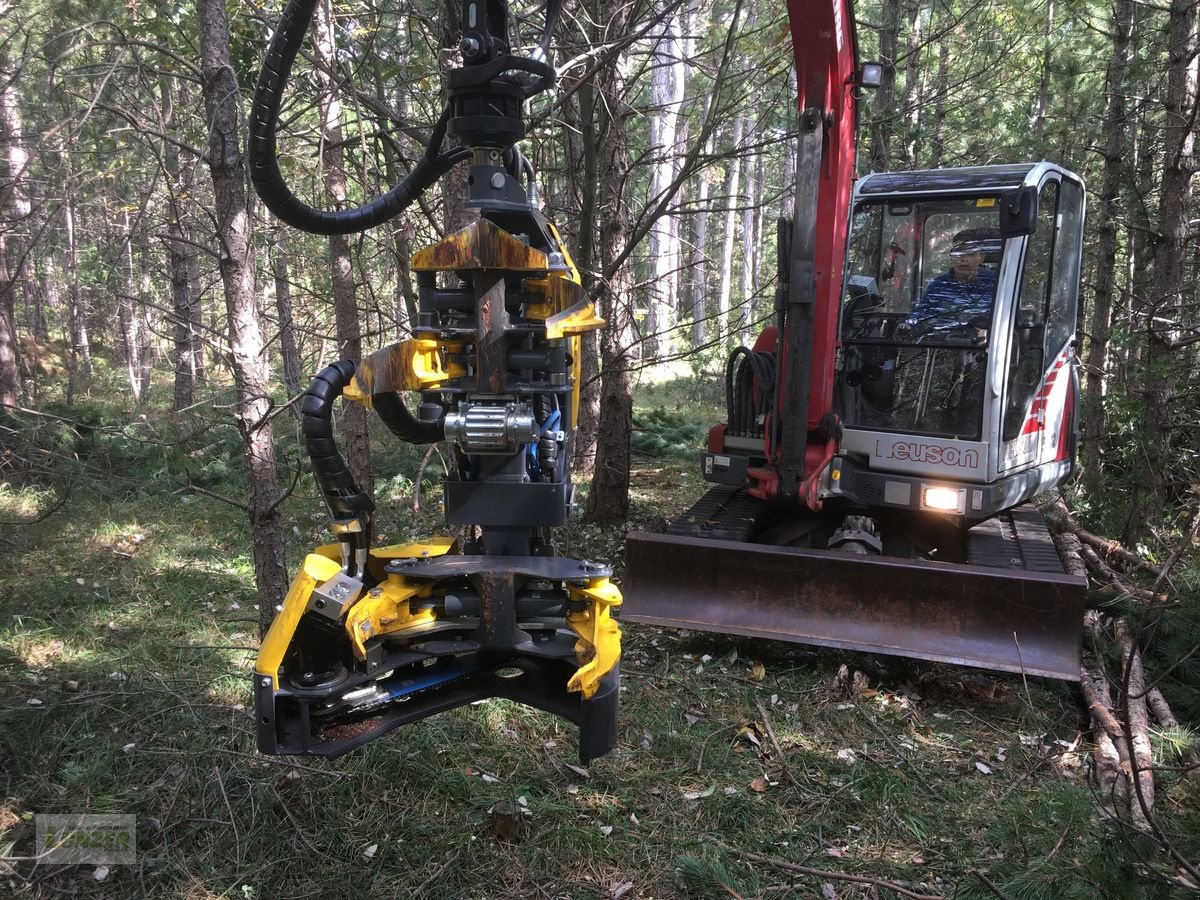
[459,37,480,56]
[260,677,271,687]
[490,172,506,190]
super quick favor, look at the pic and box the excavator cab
[623,164,1088,681]
[833,163,1085,520]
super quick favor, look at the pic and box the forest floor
[2,360,1198,899]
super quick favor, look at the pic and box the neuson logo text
[875,439,979,469]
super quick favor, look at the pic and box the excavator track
[967,505,1066,573]
[666,484,772,542]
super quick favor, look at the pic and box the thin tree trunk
[645,0,685,357]
[312,0,372,496]
[868,0,901,171]
[900,0,924,168]
[1082,0,1133,490]
[272,227,303,410]
[198,0,289,632]
[689,124,714,348]
[738,139,758,344]
[928,32,949,168]
[63,197,91,390]
[1138,0,1198,533]
[119,208,148,403]
[0,26,28,408]
[585,0,635,524]
[717,118,744,343]
[165,70,201,410]
[566,56,600,476]
[1032,0,1054,144]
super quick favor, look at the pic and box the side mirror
[1000,185,1037,236]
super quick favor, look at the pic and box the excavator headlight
[921,486,965,514]
[859,62,883,88]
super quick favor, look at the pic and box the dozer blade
[622,532,1084,681]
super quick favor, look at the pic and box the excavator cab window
[839,197,1004,440]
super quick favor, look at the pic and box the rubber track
[967,504,1066,574]
[665,484,771,542]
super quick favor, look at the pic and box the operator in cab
[901,229,997,341]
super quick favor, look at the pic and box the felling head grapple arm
[247,0,621,762]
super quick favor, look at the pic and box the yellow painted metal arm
[566,578,623,699]
[343,576,437,660]
[256,554,344,687]
[343,340,466,404]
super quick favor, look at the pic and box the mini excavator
[624,0,1087,681]
[249,0,620,760]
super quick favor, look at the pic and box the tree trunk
[900,0,924,168]
[1138,0,1198,531]
[1032,0,1054,144]
[312,0,372,496]
[928,31,949,168]
[688,125,714,348]
[645,0,685,357]
[716,117,744,343]
[198,0,289,633]
[738,138,758,344]
[165,70,202,411]
[272,227,303,411]
[585,0,635,524]
[64,197,91,390]
[1082,0,1133,491]
[119,208,149,403]
[868,0,901,172]
[565,50,600,476]
[0,26,28,408]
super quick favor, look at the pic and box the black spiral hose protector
[373,392,443,444]
[301,361,375,520]
[249,0,469,236]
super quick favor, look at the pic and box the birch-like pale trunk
[64,197,90,390]
[688,126,714,348]
[717,117,744,343]
[645,1,685,357]
[0,23,29,407]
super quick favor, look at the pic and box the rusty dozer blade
[622,532,1084,681]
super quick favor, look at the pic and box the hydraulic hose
[301,361,375,520]
[249,0,470,235]
[372,392,443,444]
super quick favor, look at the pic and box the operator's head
[949,231,984,281]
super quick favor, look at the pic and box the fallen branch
[754,698,808,790]
[1076,542,1167,605]
[1046,496,1162,577]
[707,839,942,900]
[1115,620,1156,830]
[1080,654,1127,795]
